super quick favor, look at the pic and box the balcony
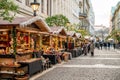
[79,12,87,19]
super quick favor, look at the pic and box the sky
[91,0,120,27]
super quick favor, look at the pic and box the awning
[0,16,51,32]
[50,26,67,36]
[67,31,77,38]
[76,33,82,38]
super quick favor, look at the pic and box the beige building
[14,0,80,24]
[111,1,120,31]
[51,0,80,24]
[79,0,91,31]
[94,25,109,40]
[15,0,49,18]
[14,0,94,30]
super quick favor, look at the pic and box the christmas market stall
[0,16,51,79]
[43,27,69,64]
[67,31,80,57]
[67,31,77,49]
[76,33,82,47]
[76,33,83,56]
[50,27,70,61]
[50,27,67,50]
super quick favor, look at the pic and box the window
[41,0,44,13]
[47,0,49,15]
[47,0,52,15]
[16,0,22,3]
[26,0,30,6]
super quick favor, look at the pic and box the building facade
[14,0,80,24]
[88,0,95,35]
[14,0,94,34]
[94,25,109,41]
[111,1,120,31]
[79,0,95,34]
[15,0,49,18]
[51,0,80,24]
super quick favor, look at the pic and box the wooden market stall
[42,27,68,64]
[67,31,81,57]
[50,27,67,50]
[0,16,51,79]
[76,33,82,47]
[67,31,77,49]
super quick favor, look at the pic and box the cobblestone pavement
[31,49,120,80]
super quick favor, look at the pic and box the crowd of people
[95,41,116,50]
[80,40,116,57]
[80,40,95,56]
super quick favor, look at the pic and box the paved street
[31,49,120,80]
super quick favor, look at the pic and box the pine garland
[12,27,17,54]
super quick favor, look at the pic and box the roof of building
[76,33,82,38]
[67,31,77,37]
[50,27,67,36]
[0,16,51,32]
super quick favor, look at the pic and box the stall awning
[50,27,67,36]
[76,33,82,38]
[0,16,51,32]
[67,31,77,38]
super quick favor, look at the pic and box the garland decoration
[12,27,17,54]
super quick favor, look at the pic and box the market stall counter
[43,54,57,65]
[18,58,42,77]
[0,16,51,79]
[68,48,82,58]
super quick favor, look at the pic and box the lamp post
[30,0,40,16]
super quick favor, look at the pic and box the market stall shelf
[0,16,51,79]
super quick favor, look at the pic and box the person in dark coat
[90,40,95,56]
[99,42,103,50]
[107,42,111,50]
[83,43,88,56]
[113,42,116,49]
[104,42,107,50]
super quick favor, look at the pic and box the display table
[68,48,81,58]
[77,48,82,56]
[18,58,42,77]
[43,54,57,65]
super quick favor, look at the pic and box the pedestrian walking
[83,43,88,56]
[107,42,111,50]
[87,42,91,53]
[99,41,103,50]
[113,42,116,49]
[104,42,107,50]
[97,42,100,50]
[90,40,95,56]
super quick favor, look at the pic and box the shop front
[0,16,51,79]
[67,31,82,57]
[42,27,69,64]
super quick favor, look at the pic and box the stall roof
[0,16,51,32]
[50,27,67,36]
[67,31,77,37]
[76,33,82,38]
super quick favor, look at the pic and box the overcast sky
[91,0,119,27]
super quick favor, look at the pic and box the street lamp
[30,0,40,16]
